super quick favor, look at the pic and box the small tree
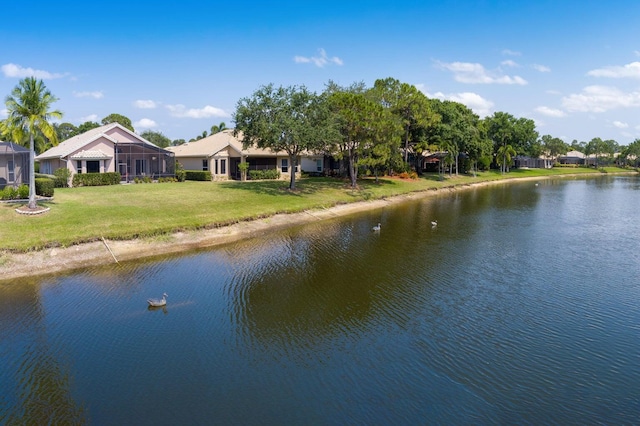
[238,161,249,181]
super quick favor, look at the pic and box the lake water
[1,175,639,425]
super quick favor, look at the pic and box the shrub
[0,186,17,200]
[248,169,281,180]
[53,168,71,187]
[175,162,186,182]
[185,170,212,181]
[17,184,29,199]
[35,178,55,197]
[72,172,121,187]
[158,177,177,183]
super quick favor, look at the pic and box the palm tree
[210,121,227,135]
[1,77,62,209]
[496,144,516,174]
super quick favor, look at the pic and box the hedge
[72,172,121,187]
[0,182,54,199]
[248,169,281,180]
[185,170,212,181]
[35,178,55,197]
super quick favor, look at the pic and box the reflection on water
[1,175,639,424]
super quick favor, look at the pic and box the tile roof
[69,149,113,160]
[35,123,160,160]
[166,128,307,158]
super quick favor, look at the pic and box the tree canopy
[141,130,172,148]
[234,84,337,190]
[101,113,134,132]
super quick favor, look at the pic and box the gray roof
[0,141,29,154]
[35,123,160,160]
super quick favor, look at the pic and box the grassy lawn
[0,167,634,251]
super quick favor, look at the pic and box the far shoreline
[0,172,634,282]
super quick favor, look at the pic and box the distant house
[0,142,30,189]
[514,155,553,169]
[166,129,325,180]
[557,150,586,165]
[36,123,175,182]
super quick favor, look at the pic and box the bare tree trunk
[289,154,296,190]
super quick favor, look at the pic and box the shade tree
[234,84,337,190]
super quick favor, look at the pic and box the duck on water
[148,293,168,307]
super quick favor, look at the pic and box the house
[0,142,30,189]
[36,123,175,182]
[514,155,553,169]
[557,150,586,165]
[166,129,325,180]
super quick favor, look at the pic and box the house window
[202,159,208,171]
[8,160,15,182]
[76,160,82,173]
[87,160,100,173]
[220,159,226,175]
[316,159,322,172]
[214,160,218,174]
[281,158,288,173]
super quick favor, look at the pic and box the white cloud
[73,90,104,99]
[80,114,98,122]
[0,108,7,118]
[502,49,522,56]
[134,100,158,109]
[501,60,519,67]
[587,62,640,78]
[135,118,157,129]
[436,61,528,85]
[535,106,566,117]
[533,64,551,72]
[166,104,230,118]
[423,88,494,118]
[562,85,640,112]
[1,63,66,79]
[612,120,628,128]
[294,48,343,68]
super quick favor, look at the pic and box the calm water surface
[1,176,639,425]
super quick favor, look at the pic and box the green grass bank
[0,167,635,252]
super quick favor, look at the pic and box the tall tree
[540,134,568,164]
[140,130,171,148]
[369,78,438,167]
[486,111,539,171]
[101,113,134,132]
[77,121,100,133]
[234,84,337,190]
[0,77,62,209]
[329,91,399,188]
[54,122,79,141]
[620,139,640,167]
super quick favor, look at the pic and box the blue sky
[3,0,640,144]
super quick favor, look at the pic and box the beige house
[0,142,30,189]
[166,129,325,180]
[36,123,175,182]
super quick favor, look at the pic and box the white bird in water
[148,293,168,307]
[431,220,438,227]
[372,223,381,232]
